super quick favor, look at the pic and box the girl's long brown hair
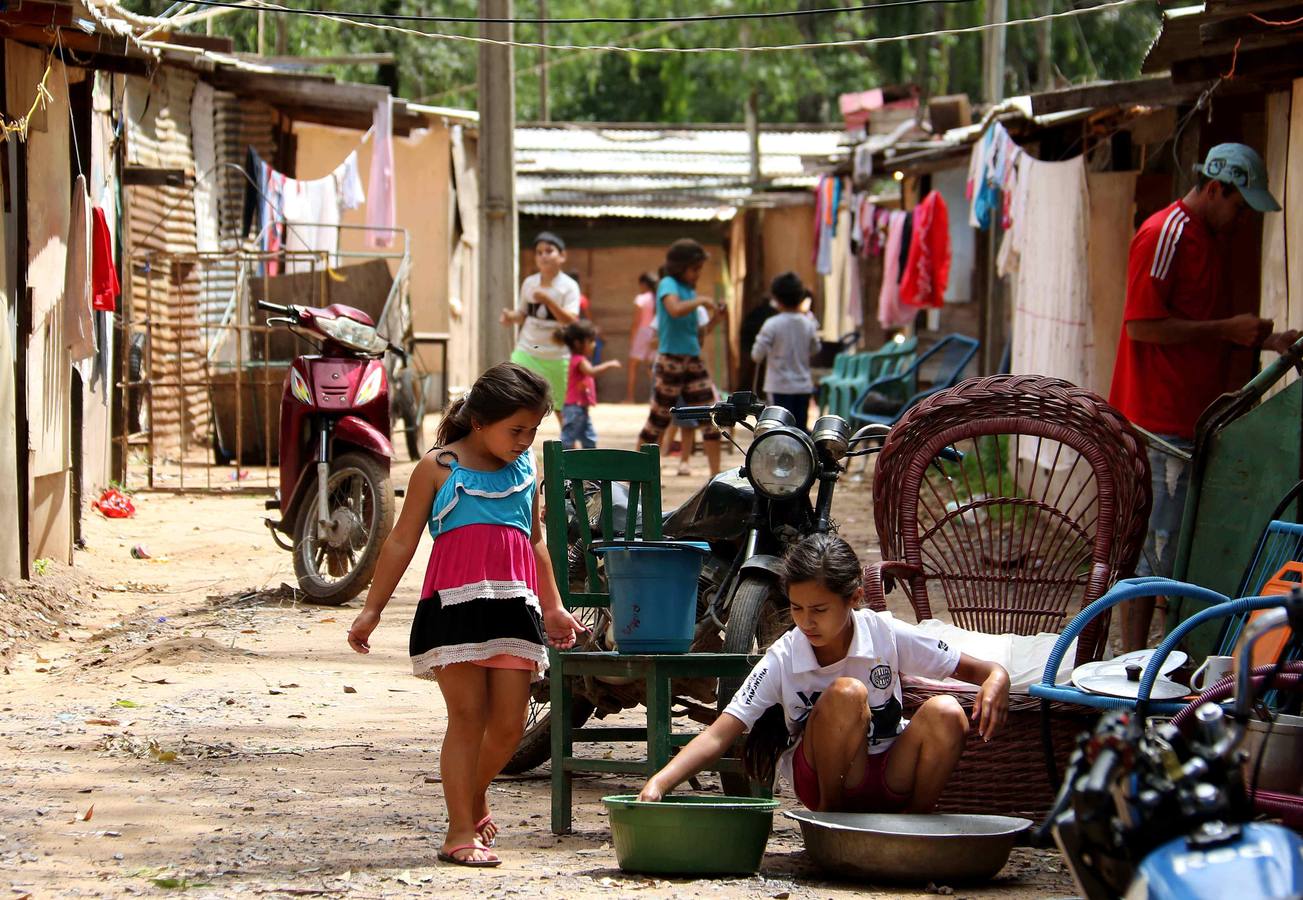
[742,534,863,785]
[434,362,552,448]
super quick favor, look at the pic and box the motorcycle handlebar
[672,404,718,423]
[257,300,292,314]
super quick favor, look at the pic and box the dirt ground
[0,404,1076,899]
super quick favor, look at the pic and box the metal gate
[115,228,425,493]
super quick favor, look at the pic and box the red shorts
[792,738,910,812]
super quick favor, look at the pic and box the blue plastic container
[591,541,710,653]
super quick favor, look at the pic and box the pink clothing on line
[877,210,915,330]
[366,97,396,248]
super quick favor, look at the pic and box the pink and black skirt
[408,523,549,681]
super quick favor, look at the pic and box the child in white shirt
[638,534,1010,812]
[751,272,820,431]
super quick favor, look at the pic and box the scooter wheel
[291,451,395,605]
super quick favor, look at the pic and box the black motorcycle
[506,391,942,781]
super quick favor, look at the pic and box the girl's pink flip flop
[475,814,498,847]
[437,843,501,868]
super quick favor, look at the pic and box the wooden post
[478,0,518,373]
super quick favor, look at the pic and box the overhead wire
[154,0,978,26]
[178,0,1148,55]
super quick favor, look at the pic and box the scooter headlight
[746,426,815,499]
[316,314,388,354]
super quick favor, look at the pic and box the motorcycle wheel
[717,575,790,796]
[503,603,606,773]
[502,687,596,774]
[292,451,395,606]
[395,368,427,462]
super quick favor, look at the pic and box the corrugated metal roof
[516,124,842,221]
[517,202,736,222]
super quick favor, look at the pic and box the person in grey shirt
[751,272,821,431]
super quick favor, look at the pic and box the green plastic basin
[603,794,779,876]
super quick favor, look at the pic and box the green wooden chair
[542,440,759,833]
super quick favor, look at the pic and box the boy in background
[751,272,820,431]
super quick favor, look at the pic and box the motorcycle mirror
[848,423,891,446]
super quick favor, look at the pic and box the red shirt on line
[1108,200,1230,440]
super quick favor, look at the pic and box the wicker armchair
[865,374,1152,817]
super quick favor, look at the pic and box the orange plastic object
[1238,562,1302,667]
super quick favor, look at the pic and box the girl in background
[625,272,658,403]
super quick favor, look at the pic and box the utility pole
[741,24,760,186]
[478,0,518,375]
[1036,0,1053,92]
[982,0,1008,104]
[538,0,549,122]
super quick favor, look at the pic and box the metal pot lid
[1072,672,1189,700]
[1070,650,1187,689]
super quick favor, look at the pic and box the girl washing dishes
[639,534,1010,812]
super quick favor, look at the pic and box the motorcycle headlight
[316,314,388,354]
[746,426,815,499]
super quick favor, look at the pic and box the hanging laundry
[896,210,913,283]
[1001,153,1092,393]
[282,150,365,272]
[966,122,1018,230]
[813,175,842,275]
[877,210,915,330]
[366,97,396,248]
[65,175,96,366]
[91,207,119,312]
[242,147,286,275]
[900,191,951,309]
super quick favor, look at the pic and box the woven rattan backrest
[873,375,1151,663]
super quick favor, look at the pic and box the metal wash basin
[784,810,1032,883]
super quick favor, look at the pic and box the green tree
[126,0,1160,122]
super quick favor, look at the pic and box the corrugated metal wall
[124,67,208,454]
[200,90,277,359]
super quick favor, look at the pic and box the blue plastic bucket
[591,541,710,653]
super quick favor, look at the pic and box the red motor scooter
[258,300,398,605]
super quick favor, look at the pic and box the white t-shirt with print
[721,608,960,790]
[516,271,581,360]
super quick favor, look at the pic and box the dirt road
[0,405,1075,899]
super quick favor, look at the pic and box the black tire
[717,575,789,795]
[502,686,596,774]
[292,451,395,605]
[395,369,426,461]
[503,602,606,773]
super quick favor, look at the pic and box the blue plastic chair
[849,334,979,427]
[1031,577,1293,784]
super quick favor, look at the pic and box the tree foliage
[127,0,1161,122]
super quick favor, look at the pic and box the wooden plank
[1172,46,1303,84]
[1201,8,1303,43]
[1030,75,1213,116]
[560,757,650,775]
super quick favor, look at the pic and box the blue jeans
[1136,436,1194,579]
[561,404,597,449]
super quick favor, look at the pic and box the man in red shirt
[1110,143,1298,650]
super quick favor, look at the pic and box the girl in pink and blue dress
[347,362,586,868]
